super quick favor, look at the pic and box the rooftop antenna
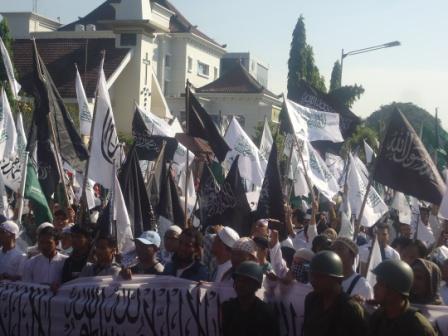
[32,0,38,13]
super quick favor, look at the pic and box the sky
[1,0,448,128]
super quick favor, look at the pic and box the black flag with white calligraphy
[198,163,221,228]
[119,144,156,235]
[373,108,445,205]
[132,108,178,161]
[255,142,287,240]
[186,87,230,162]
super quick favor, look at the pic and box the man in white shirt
[0,220,26,281]
[211,227,240,281]
[23,226,68,290]
[376,223,401,261]
[331,237,373,300]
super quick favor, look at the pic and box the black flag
[256,143,287,240]
[132,108,178,161]
[198,163,221,228]
[119,144,156,236]
[217,156,252,236]
[186,88,230,162]
[373,108,445,205]
[157,165,186,228]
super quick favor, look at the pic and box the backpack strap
[346,274,362,296]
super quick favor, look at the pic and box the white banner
[0,37,21,99]
[347,154,388,227]
[1,276,447,335]
[16,112,27,159]
[286,98,343,143]
[224,117,264,186]
[75,68,93,137]
[364,140,375,164]
[0,156,22,192]
[0,88,17,159]
[259,118,273,171]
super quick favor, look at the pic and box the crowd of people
[0,196,447,336]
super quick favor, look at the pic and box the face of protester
[399,224,411,239]
[331,242,354,272]
[135,241,157,263]
[61,234,72,250]
[164,231,180,253]
[0,228,14,246]
[376,228,389,247]
[54,215,69,231]
[177,234,197,263]
[233,275,259,299]
[38,234,58,258]
[309,272,337,294]
[71,232,90,253]
[420,211,429,225]
[67,208,76,223]
[231,249,255,269]
[373,279,389,304]
[252,221,268,238]
[211,235,226,258]
[411,265,430,300]
[95,239,115,266]
[401,245,419,266]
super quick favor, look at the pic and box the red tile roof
[196,63,279,98]
[12,38,130,98]
[59,0,223,48]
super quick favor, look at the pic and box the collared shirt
[212,260,232,282]
[163,259,209,282]
[342,272,373,300]
[23,252,68,284]
[359,244,400,264]
[0,247,26,278]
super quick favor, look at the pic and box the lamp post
[340,40,400,84]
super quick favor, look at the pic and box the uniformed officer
[369,259,437,336]
[302,251,367,336]
[221,261,279,336]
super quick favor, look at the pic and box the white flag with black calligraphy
[286,98,343,143]
[75,68,93,137]
[364,140,375,164]
[326,153,345,187]
[16,112,27,159]
[113,175,134,253]
[347,154,388,227]
[88,62,119,189]
[0,88,17,159]
[305,141,339,201]
[391,191,412,225]
[0,37,21,99]
[259,118,272,172]
[224,117,264,186]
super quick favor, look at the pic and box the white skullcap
[232,237,257,258]
[294,248,315,262]
[0,220,20,238]
[167,225,182,235]
[36,222,54,234]
[217,227,240,249]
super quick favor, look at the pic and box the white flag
[178,171,197,217]
[293,165,310,197]
[0,170,8,216]
[0,157,21,192]
[170,117,184,134]
[224,117,264,186]
[259,118,273,171]
[391,192,412,225]
[286,98,343,143]
[113,175,134,253]
[347,154,388,227]
[326,153,345,186]
[88,62,119,189]
[439,182,448,220]
[305,141,339,201]
[16,112,27,159]
[364,140,375,164]
[366,238,382,288]
[285,99,308,141]
[0,88,17,159]
[0,37,21,99]
[339,195,353,239]
[75,69,93,137]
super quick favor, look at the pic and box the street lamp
[340,40,401,84]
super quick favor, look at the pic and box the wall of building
[185,39,221,90]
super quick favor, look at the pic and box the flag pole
[184,81,190,228]
[283,137,294,198]
[15,152,29,226]
[78,51,105,226]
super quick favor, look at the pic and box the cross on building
[142,52,151,85]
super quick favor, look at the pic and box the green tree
[0,18,16,105]
[329,60,342,91]
[328,84,365,109]
[287,15,326,101]
[342,125,379,161]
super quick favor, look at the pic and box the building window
[214,67,218,79]
[165,54,171,67]
[197,61,210,77]
[164,80,170,96]
[120,33,137,46]
[187,57,193,73]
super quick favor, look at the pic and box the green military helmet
[372,259,414,296]
[233,261,264,286]
[310,251,344,278]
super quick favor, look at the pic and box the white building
[196,63,281,137]
[3,0,226,133]
[221,52,269,88]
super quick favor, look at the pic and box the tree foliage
[341,125,379,161]
[287,15,326,101]
[0,18,16,105]
[328,84,365,109]
[329,61,341,91]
